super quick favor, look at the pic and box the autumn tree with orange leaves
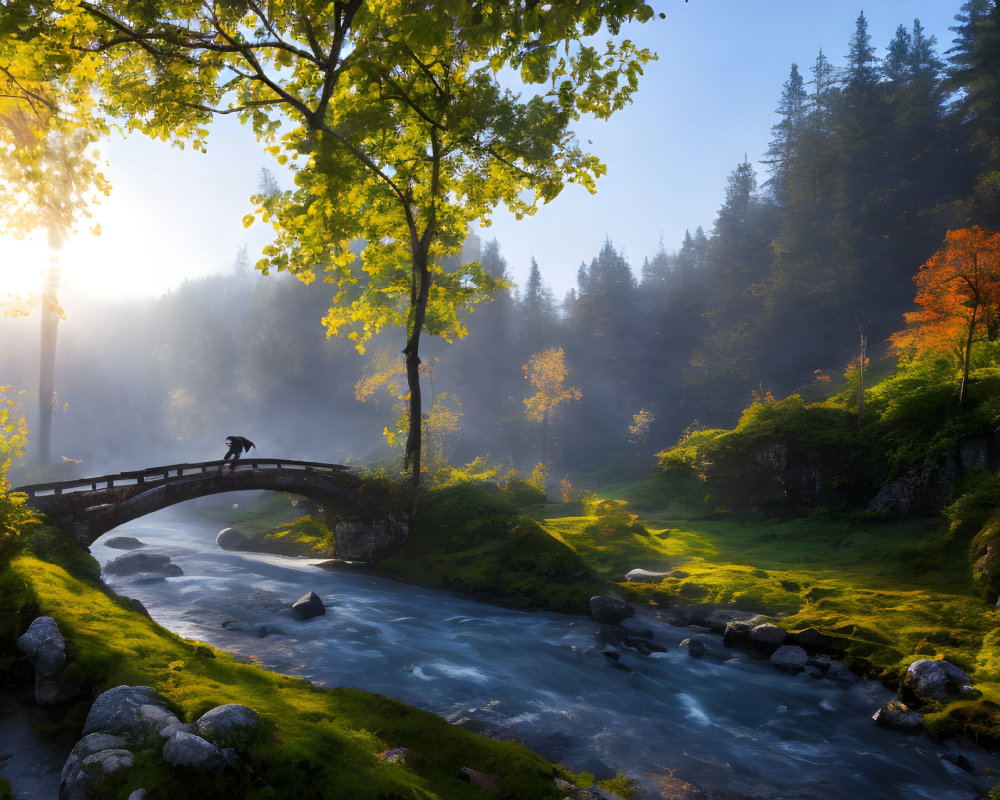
[891,227,1000,406]
[523,348,582,484]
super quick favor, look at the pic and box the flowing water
[84,505,1000,800]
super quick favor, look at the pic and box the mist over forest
[3,3,997,487]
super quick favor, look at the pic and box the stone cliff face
[704,428,1000,517]
[868,431,1000,515]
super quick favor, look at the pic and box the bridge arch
[14,459,408,564]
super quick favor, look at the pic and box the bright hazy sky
[0,1,966,305]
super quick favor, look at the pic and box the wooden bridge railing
[13,459,350,499]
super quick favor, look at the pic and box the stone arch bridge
[13,459,408,564]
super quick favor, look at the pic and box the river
[86,504,1000,800]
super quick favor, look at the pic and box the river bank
[78,506,1000,799]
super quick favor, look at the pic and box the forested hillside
[4,2,1000,487]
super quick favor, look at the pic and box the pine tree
[947,1,1000,227]
[845,11,880,88]
[763,63,808,204]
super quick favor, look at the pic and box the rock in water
[103,552,183,577]
[769,644,809,672]
[872,700,923,733]
[104,536,146,550]
[589,596,635,624]
[292,591,326,620]
[216,528,252,551]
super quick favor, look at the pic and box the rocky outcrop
[61,685,259,799]
[17,616,79,705]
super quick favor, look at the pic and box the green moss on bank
[554,502,1000,746]
[376,484,606,613]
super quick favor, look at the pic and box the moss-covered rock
[970,510,1000,601]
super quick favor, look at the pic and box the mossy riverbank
[221,473,1000,748]
[0,520,601,799]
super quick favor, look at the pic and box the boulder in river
[216,527,253,551]
[872,700,923,733]
[681,637,708,658]
[103,551,183,578]
[769,644,809,672]
[104,536,146,550]
[292,591,326,620]
[589,595,635,625]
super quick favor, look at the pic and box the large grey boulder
[103,551,183,578]
[196,704,259,747]
[589,596,635,625]
[82,685,181,741]
[292,591,326,620]
[60,733,134,800]
[903,659,975,702]
[17,616,79,705]
[162,731,225,772]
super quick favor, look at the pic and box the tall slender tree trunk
[960,305,979,409]
[37,229,62,467]
[403,244,432,517]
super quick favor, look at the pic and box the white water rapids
[78,505,1000,800]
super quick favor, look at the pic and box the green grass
[0,521,586,799]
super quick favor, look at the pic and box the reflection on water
[93,509,1000,800]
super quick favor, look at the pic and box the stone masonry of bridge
[14,459,409,565]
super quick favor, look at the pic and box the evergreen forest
[7,3,998,489]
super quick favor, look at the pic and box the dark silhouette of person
[223,435,255,468]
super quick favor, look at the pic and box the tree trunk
[960,305,978,409]
[37,233,62,467]
[403,245,432,516]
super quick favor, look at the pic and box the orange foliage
[891,226,1000,359]
[522,347,581,424]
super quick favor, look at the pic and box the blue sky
[0,1,968,304]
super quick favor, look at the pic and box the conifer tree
[764,63,808,204]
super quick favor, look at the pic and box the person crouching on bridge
[223,435,255,469]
